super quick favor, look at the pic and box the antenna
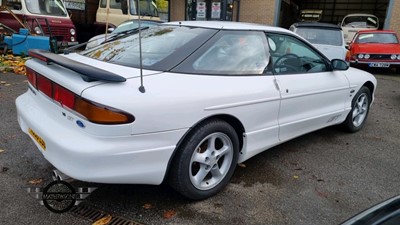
[104,7,110,42]
[138,0,145,93]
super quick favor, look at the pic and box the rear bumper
[16,91,186,184]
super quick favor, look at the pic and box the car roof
[357,30,396,34]
[291,22,341,30]
[343,13,378,18]
[122,19,163,24]
[164,21,290,33]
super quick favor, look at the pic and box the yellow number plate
[28,128,46,151]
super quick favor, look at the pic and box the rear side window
[173,31,270,75]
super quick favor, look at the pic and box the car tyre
[342,86,371,132]
[169,119,239,200]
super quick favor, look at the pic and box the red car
[346,30,400,72]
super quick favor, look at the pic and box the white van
[341,14,379,45]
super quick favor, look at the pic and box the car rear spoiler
[28,49,126,83]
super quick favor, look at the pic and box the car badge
[76,120,85,128]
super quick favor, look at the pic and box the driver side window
[267,33,328,75]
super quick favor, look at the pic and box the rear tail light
[26,67,134,125]
[53,84,75,109]
[75,98,133,124]
[36,74,52,98]
[26,67,37,88]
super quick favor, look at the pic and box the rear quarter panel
[81,72,282,136]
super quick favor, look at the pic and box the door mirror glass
[331,59,349,70]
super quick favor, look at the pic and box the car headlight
[70,36,75,42]
[358,54,364,59]
[391,54,397,60]
[70,28,76,35]
[397,55,400,60]
[34,26,42,35]
[364,54,370,59]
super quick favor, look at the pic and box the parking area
[0,70,399,225]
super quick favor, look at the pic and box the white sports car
[16,21,377,200]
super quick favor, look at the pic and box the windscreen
[356,33,399,44]
[130,0,159,17]
[25,0,68,16]
[342,15,378,28]
[296,28,343,46]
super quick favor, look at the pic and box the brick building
[168,0,400,34]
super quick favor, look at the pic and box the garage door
[278,0,390,29]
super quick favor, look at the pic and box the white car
[289,22,347,60]
[16,21,377,200]
[341,14,379,45]
[85,19,162,49]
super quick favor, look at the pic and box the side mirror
[107,27,115,33]
[331,59,349,71]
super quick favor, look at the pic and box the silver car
[290,22,347,60]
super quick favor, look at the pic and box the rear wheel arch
[162,114,245,184]
[166,116,244,199]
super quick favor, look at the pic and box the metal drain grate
[69,204,144,225]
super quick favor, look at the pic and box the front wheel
[342,86,371,132]
[168,119,239,200]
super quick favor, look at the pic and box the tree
[155,0,168,12]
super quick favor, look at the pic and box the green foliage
[155,0,168,12]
